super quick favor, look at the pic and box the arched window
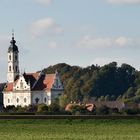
[8,99,10,103]
[44,97,47,103]
[24,98,27,103]
[16,98,19,103]
[15,55,17,61]
[9,55,11,60]
[15,66,18,72]
[9,66,11,72]
[35,98,39,104]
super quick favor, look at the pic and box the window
[16,98,19,103]
[15,66,18,72]
[15,55,17,61]
[20,81,23,89]
[44,97,47,103]
[9,66,11,72]
[35,98,39,104]
[56,79,59,88]
[24,98,27,103]
[8,99,10,103]
[9,55,11,60]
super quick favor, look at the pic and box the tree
[41,62,137,105]
[105,95,110,101]
[124,87,135,98]
[59,94,68,109]
[96,105,110,115]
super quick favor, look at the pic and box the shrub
[48,103,60,112]
[96,105,110,115]
[25,104,37,112]
[37,104,48,112]
[4,105,15,112]
[70,104,87,115]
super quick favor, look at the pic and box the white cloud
[106,0,140,4]
[36,0,52,5]
[29,17,63,38]
[115,37,128,46]
[48,41,57,49]
[76,35,137,49]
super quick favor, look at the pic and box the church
[1,34,64,107]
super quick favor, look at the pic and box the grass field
[0,119,139,140]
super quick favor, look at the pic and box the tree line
[42,62,140,107]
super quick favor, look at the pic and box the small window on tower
[9,66,11,72]
[15,55,17,61]
[9,55,11,60]
[16,66,18,72]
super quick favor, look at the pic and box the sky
[1,0,140,82]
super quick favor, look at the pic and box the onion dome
[8,35,19,53]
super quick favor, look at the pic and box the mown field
[0,119,139,140]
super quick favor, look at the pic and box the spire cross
[12,29,14,39]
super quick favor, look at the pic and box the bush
[4,105,16,112]
[15,106,25,113]
[48,103,60,112]
[70,104,87,115]
[25,104,37,112]
[123,108,140,115]
[96,105,110,115]
[37,104,48,112]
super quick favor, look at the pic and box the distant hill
[41,62,140,104]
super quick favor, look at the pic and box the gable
[13,75,30,91]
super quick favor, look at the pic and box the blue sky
[1,0,140,82]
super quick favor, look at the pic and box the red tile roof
[43,74,55,90]
[4,73,56,92]
[4,83,13,92]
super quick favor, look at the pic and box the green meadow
[0,119,139,140]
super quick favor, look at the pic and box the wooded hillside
[42,62,140,104]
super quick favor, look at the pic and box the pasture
[0,119,139,140]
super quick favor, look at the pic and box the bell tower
[7,32,19,83]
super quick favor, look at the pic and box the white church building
[3,35,64,107]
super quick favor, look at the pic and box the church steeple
[7,32,19,83]
[8,31,19,53]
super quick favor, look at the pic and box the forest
[42,62,140,106]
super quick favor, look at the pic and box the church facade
[3,35,64,107]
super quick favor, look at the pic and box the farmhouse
[1,34,64,107]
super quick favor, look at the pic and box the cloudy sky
[0,0,140,82]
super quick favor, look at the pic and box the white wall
[3,91,31,107]
[31,91,51,105]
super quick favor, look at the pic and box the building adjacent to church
[2,35,64,107]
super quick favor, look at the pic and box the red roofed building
[3,34,64,107]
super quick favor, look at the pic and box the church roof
[4,83,13,92]
[0,83,6,91]
[8,37,19,53]
[4,73,56,92]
